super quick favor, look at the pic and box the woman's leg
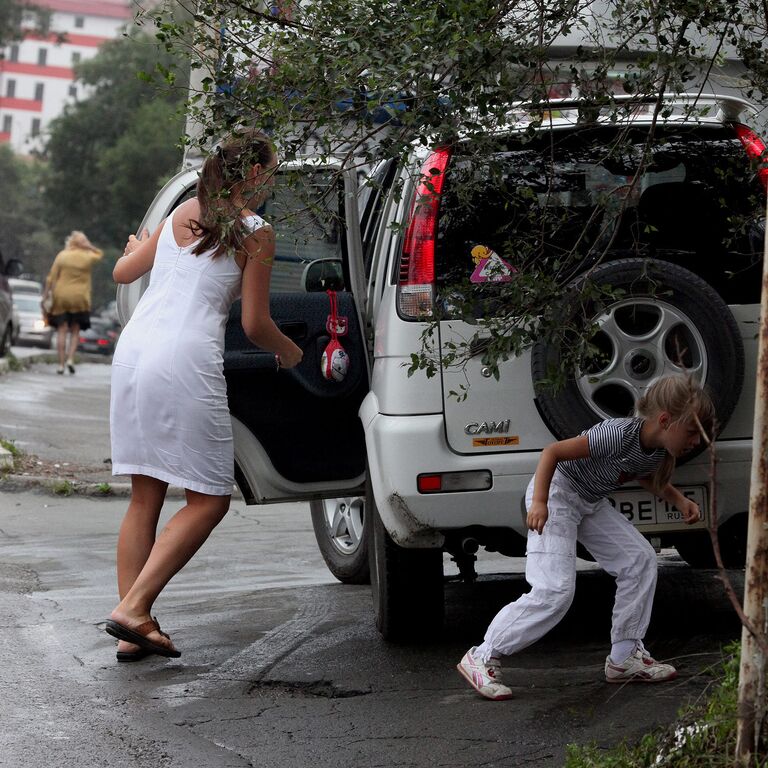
[56,323,68,370]
[110,489,231,652]
[115,474,168,654]
[117,475,168,598]
[66,322,80,370]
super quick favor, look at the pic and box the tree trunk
[735,196,768,764]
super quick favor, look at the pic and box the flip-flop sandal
[116,647,154,663]
[105,618,181,658]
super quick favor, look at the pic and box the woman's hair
[65,231,93,250]
[190,129,275,258]
[635,375,716,493]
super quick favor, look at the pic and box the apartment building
[0,0,132,154]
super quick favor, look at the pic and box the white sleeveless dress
[110,211,267,495]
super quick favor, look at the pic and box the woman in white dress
[105,131,303,660]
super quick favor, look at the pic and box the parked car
[120,93,766,640]
[77,317,118,355]
[10,290,53,348]
[0,253,24,356]
[8,277,44,295]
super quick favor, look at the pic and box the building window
[68,84,77,98]
[2,115,11,134]
[9,44,19,62]
[30,118,41,137]
[71,51,81,65]
[37,48,47,66]
[5,79,15,98]
[34,82,44,101]
[74,16,84,28]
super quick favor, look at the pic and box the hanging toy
[321,290,350,382]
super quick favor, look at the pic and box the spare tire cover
[531,258,744,443]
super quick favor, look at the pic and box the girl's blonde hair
[190,129,276,259]
[635,375,715,494]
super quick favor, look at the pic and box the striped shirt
[558,418,667,503]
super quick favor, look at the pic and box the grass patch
[52,479,75,496]
[95,482,112,495]
[5,353,25,372]
[0,437,22,457]
[564,642,762,767]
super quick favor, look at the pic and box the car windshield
[14,295,42,312]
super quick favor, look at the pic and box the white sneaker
[605,648,678,683]
[457,647,513,700]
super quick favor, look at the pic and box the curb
[0,473,243,500]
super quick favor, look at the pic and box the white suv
[121,94,765,640]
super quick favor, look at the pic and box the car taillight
[398,146,452,318]
[732,123,768,191]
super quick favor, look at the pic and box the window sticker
[470,245,515,284]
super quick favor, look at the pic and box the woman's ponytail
[190,130,275,258]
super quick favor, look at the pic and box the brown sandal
[105,617,181,658]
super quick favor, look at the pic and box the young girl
[457,375,714,700]
[105,130,303,661]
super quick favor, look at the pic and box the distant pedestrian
[457,375,714,700]
[42,231,103,374]
[105,129,302,661]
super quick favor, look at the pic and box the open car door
[117,161,369,504]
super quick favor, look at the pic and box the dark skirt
[48,311,91,330]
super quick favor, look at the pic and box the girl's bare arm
[114,225,161,284]
[527,435,590,533]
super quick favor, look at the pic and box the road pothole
[247,680,371,699]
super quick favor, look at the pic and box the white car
[121,93,765,640]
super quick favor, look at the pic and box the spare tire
[531,258,744,443]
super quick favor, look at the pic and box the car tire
[672,514,748,569]
[369,474,444,642]
[531,258,744,448]
[0,324,11,358]
[310,496,370,584]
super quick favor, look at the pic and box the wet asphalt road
[0,359,747,767]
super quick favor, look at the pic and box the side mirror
[301,258,345,292]
[4,259,23,277]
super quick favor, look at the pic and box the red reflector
[400,147,452,285]
[417,474,442,493]
[733,123,768,191]
[97,339,108,345]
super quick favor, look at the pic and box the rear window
[435,125,764,303]
[14,295,40,312]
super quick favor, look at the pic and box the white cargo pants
[475,471,658,662]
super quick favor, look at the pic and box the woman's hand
[123,229,150,258]
[277,340,303,369]
[527,500,549,534]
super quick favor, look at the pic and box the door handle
[278,321,307,341]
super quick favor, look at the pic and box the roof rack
[514,92,756,122]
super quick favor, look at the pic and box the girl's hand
[679,497,701,524]
[277,340,303,369]
[527,500,549,534]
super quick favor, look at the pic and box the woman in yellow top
[42,231,103,374]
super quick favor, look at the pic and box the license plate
[606,486,707,531]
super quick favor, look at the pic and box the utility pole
[735,194,768,763]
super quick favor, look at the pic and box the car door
[117,161,369,504]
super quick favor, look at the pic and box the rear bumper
[361,392,752,548]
